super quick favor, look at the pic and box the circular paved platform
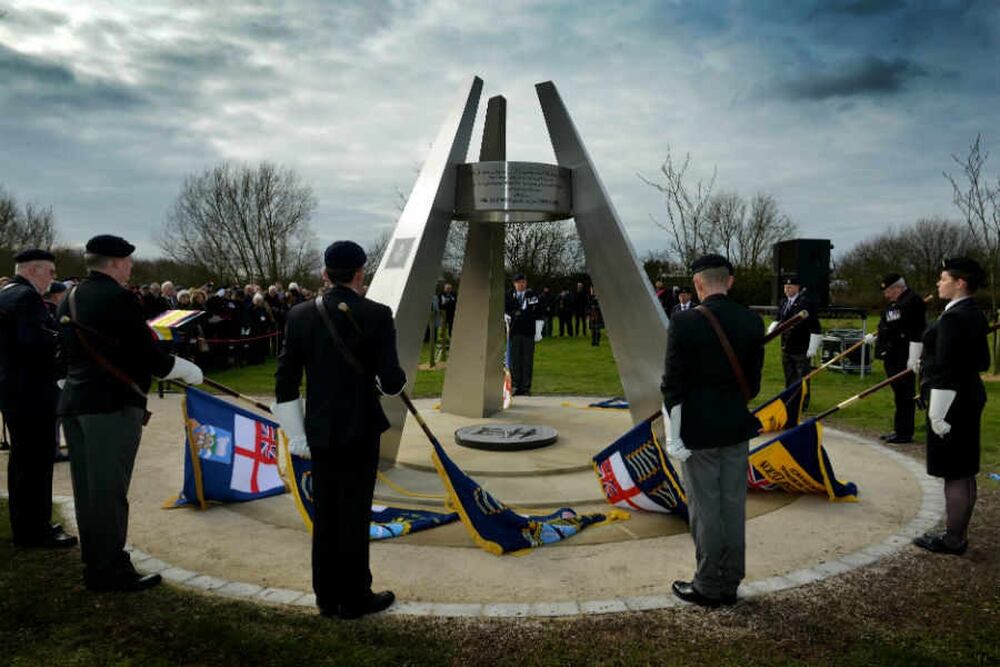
[6,393,943,617]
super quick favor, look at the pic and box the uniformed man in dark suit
[504,273,544,396]
[273,240,406,620]
[770,274,822,408]
[0,248,77,549]
[670,286,694,317]
[662,254,764,608]
[59,235,203,592]
[868,273,926,444]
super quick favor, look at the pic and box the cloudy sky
[1,0,997,263]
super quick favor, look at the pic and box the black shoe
[86,572,163,593]
[879,432,895,441]
[913,533,967,556]
[338,591,395,619]
[720,591,738,606]
[671,581,722,608]
[884,434,913,444]
[14,525,77,549]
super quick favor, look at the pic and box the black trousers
[510,334,535,392]
[782,352,812,410]
[310,439,379,612]
[574,312,587,335]
[885,357,915,438]
[5,410,56,543]
[558,314,572,336]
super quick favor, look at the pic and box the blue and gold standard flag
[281,448,459,540]
[747,418,858,501]
[430,438,627,555]
[166,386,287,509]
[753,379,808,433]
[591,419,688,519]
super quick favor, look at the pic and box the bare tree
[0,186,56,251]
[638,147,717,268]
[944,134,1000,370]
[159,162,319,286]
[738,193,797,269]
[504,220,582,285]
[706,191,746,263]
[364,229,393,276]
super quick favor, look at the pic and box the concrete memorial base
[2,393,941,617]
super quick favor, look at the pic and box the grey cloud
[813,0,905,16]
[778,56,927,100]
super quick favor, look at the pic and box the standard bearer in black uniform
[867,273,926,444]
[662,254,764,608]
[58,235,203,592]
[273,240,406,620]
[0,249,77,549]
[770,273,822,408]
[913,258,989,556]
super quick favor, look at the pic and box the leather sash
[695,304,751,403]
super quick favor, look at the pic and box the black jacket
[274,286,406,450]
[504,289,542,337]
[662,293,765,449]
[0,276,59,416]
[777,292,821,355]
[57,271,175,416]
[875,287,926,363]
[921,298,990,393]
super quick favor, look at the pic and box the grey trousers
[510,334,535,392]
[681,442,749,598]
[63,407,145,578]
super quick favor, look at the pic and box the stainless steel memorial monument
[366,76,669,464]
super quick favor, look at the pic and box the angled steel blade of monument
[370,78,668,468]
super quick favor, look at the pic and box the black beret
[324,241,366,271]
[45,280,67,295]
[942,257,986,285]
[13,248,55,263]
[85,234,135,258]
[690,254,733,275]
[879,273,902,290]
[512,272,526,281]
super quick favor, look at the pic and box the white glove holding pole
[928,388,956,437]
[271,399,310,459]
[767,321,778,335]
[864,332,876,345]
[663,403,692,462]
[162,356,204,385]
[534,320,544,343]
[907,342,923,372]
[806,333,823,357]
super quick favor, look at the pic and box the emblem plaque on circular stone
[455,424,559,451]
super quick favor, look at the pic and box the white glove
[56,379,66,390]
[806,333,823,357]
[534,320,544,343]
[928,388,956,437]
[864,332,876,345]
[271,399,310,459]
[162,356,204,385]
[503,313,511,328]
[907,342,923,373]
[662,403,692,462]
[767,322,778,335]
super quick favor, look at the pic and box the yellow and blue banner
[147,309,204,341]
[592,419,687,519]
[282,448,460,540]
[430,438,627,555]
[753,380,808,433]
[747,418,858,501]
[167,386,287,509]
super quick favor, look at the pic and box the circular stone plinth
[455,423,558,451]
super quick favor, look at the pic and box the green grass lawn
[207,320,1000,472]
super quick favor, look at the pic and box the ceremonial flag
[147,309,204,341]
[429,438,627,555]
[502,323,513,409]
[747,418,858,501]
[753,380,808,433]
[588,397,630,410]
[281,446,460,539]
[167,386,287,509]
[592,419,688,519]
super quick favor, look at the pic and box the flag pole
[178,377,274,414]
[802,336,866,383]
[763,309,808,344]
[812,369,912,421]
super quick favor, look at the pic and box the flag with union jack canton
[591,418,688,519]
[166,386,287,509]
